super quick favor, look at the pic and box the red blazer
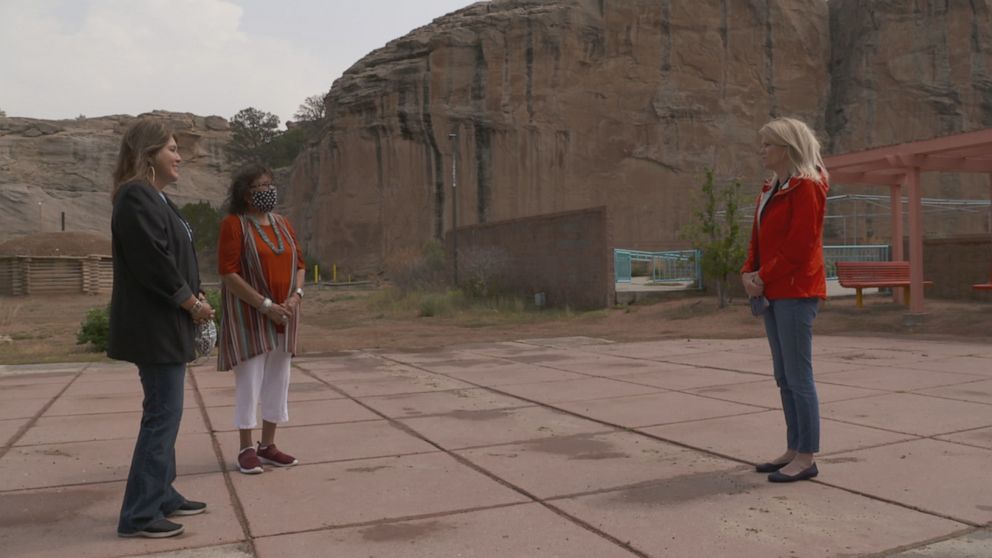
[741,175,829,300]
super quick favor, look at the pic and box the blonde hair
[759,117,828,183]
[111,118,174,202]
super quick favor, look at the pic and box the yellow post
[332,264,337,283]
[313,264,319,284]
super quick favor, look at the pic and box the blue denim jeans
[118,362,188,533]
[763,298,820,454]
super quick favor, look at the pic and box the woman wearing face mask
[217,163,305,474]
[110,118,214,538]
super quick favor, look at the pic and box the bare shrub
[387,241,447,293]
[460,246,510,299]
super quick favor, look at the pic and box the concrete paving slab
[0,396,54,420]
[686,378,885,408]
[611,367,764,390]
[496,377,665,404]
[820,438,992,525]
[254,503,639,558]
[899,356,992,376]
[456,430,737,499]
[515,336,615,349]
[662,352,779,374]
[583,339,729,360]
[914,378,992,405]
[62,378,147,396]
[0,417,28,447]
[0,433,220,491]
[522,354,659,376]
[821,393,992,436]
[815,366,985,392]
[187,368,239,389]
[117,544,252,558]
[44,389,200,416]
[232,452,528,537]
[359,387,532,419]
[817,348,950,369]
[891,528,992,557]
[0,473,244,558]
[643,411,918,463]
[215,420,438,469]
[204,397,379,432]
[937,427,992,450]
[0,380,68,400]
[399,405,613,450]
[554,391,764,429]
[15,408,208,446]
[321,369,476,397]
[551,469,967,557]
[432,363,589,387]
[0,363,86,376]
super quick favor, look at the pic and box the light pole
[449,132,458,286]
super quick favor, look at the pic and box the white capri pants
[233,339,292,429]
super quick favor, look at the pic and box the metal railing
[823,244,890,279]
[614,249,701,286]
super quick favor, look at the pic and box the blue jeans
[118,362,187,533]
[763,298,820,454]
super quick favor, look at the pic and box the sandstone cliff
[0,111,232,245]
[287,0,992,276]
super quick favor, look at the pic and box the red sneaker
[237,447,263,474]
[256,443,298,467]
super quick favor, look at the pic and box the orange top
[218,214,305,304]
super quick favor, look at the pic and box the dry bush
[386,241,448,293]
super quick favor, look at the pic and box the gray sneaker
[118,518,185,538]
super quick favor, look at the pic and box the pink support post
[890,183,904,303]
[904,168,925,313]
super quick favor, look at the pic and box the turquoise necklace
[247,214,285,255]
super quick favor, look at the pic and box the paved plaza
[1,335,991,557]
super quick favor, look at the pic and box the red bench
[835,261,933,308]
[973,264,992,291]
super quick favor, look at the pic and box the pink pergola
[823,128,992,313]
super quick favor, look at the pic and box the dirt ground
[1,286,990,365]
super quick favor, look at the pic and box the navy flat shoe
[768,463,818,483]
[754,461,788,473]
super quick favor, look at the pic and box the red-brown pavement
[1,335,990,557]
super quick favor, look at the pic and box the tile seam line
[370,351,985,530]
[187,367,259,558]
[297,364,651,558]
[0,362,89,460]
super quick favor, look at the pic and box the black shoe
[768,463,818,483]
[118,518,185,538]
[169,500,207,517]
[754,462,788,473]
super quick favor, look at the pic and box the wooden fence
[0,255,113,296]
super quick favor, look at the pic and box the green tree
[681,169,747,308]
[227,107,281,164]
[180,201,223,253]
[293,94,325,123]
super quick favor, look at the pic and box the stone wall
[444,206,613,309]
[919,235,992,300]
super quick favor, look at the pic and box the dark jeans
[118,362,187,533]
[763,297,820,454]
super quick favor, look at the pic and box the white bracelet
[190,300,203,314]
[260,297,273,311]
[294,287,304,299]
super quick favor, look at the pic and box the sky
[0,0,480,126]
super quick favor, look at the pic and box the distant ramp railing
[614,249,701,286]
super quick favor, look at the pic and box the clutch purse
[194,320,217,359]
[750,296,769,317]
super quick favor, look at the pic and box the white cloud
[0,0,332,124]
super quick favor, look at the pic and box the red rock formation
[286,0,992,275]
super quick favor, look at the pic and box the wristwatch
[294,288,304,299]
[260,297,273,310]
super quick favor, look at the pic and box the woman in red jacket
[741,117,829,483]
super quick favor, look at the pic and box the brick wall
[445,207,613,310]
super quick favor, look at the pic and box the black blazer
[108,180,201,364]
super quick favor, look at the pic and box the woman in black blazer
[109,118,215,539]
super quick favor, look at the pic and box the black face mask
[250,188,277,213]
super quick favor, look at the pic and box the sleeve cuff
[170,284,194,307]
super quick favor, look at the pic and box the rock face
[286,0,992,276]
[287,0,831,273]
[0,111,232,243]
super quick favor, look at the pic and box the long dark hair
[112,118,174,202]
[225,163,274,215]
